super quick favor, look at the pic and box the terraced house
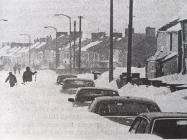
[146,19,187,79]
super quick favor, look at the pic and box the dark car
[89,96,161,126]
[56,74,77,85]
[62,78,95,94]
[129,112,187,139]
[68,87,119,106]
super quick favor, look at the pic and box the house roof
[81,41,102,51]
[147,51,177,62]
[158,19,180,31]
[167,23,181,32]
[163,52,177,61]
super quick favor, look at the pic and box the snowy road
[0,70,130,140]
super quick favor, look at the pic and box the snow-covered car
[89,96,161,126]
[56,74,77,85]
[62,78,95,94]
[129,112,187,139]
[68,87,119,107]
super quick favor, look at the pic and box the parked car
[129,112,187,139]
[62,78,95,94]
[89,96,161,126]
[56,74,77,85]
[68,87,119,106]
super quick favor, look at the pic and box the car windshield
[98,101,160,116]
[65,79,94,88]
[152,118,187,139]
[76,89,119,103]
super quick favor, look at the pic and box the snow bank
[155,73,187,84]
[119,83,187,112]
[95,67,145,89]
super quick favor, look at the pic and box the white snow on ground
[0,69,133,140]
[1,67,187,139]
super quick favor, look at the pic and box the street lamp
[44,26,59,69]
[20,34,31,66]
[54,13,72,70]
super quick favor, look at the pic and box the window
[152,119,187,139]
[76,89,117,103]
[136,119,148,133]
[129,117,142,133]
[98,102,157,116]
[170,32,173,51]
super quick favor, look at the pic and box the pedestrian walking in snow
[5,72,17,87]
[22,67,37,83]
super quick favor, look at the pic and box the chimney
[91,32,106,41]
[125,28,134,37]
[145,27,155,37]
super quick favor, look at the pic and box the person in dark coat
[5,72,17,87]
[22,67,37,83]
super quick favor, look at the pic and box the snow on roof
[81,41,101,51]
[8,47,21,56]
[0,46,11,56]
[17,47,27,53]
[63,38,87,50]
[7,47,17,53]
[163,52,177,61]
[30,42,40,49]
[167,23,181,32]
[35,42,46,49]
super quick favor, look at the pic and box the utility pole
[127,0,133,82]
[109,0,113,82]
[78,16,83,74]
[69,18,72,71]
[73,20,76,69]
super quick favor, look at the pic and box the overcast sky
[0,0,187,43]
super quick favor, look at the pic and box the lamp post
[20,34,31,66]
[54,14,72,70]
[44,26,59,69]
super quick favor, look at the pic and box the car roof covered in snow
[63,78,94,81]
[77,87,118,92]
[58,74,77,77]
[138,112,187,121]
[93,96,159,105]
